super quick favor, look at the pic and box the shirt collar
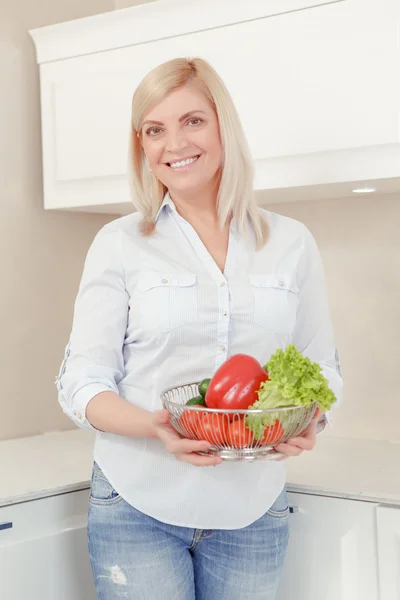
[155,192,176,222]
[155,192,238,235]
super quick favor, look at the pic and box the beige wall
[1,1,162,442]
[1,0,398,443]
[0,0,116,442]
[115,0,155,6]
[265,193,400,442]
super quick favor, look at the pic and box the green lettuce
[246,345,336,438]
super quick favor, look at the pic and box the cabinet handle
[0,522,13,531]
[289,506,299,514]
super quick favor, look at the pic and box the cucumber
[186,395,206,407]
[198,378,211,398]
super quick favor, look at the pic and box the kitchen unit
[1,430,399,599]
[29,0,400,213]
[376,506,400,600]
[0,490,95,599]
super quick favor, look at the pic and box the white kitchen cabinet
[0,490,96,600]
[29,0,400,213]
[376,505,400,600]
[276,492,379,600]
[0,486,396,600]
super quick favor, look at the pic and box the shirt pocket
[136,271,198,332]
[249,273,299,335]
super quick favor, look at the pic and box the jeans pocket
[267,487,290,519]
[89,462,122,506]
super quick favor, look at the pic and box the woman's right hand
[152,409,223,467]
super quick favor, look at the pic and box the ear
[136,129,144,149]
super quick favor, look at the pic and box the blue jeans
[87,462,289,600]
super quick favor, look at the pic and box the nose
[165,128,189,154]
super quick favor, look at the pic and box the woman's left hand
[274,408,323,459]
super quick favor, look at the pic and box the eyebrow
[142,110,207,127]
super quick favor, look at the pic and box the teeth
[170,156,199,169]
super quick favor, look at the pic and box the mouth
[165,155,201,169]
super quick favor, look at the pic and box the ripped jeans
[87,462,289,600]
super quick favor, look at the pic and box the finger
[293,419,318,442]
[271,450,288,462]
[275,455,288,462]
[178,453,223,467]
[313,407,323,420]
[156,422,184,440]
[156,422,214,454]
[274,442,303,457]
[286,436,316,451]
[167,437,213,455]
[155,425,184,448]
[153,409,170,426]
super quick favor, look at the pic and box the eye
[187,117,203,127]
[146,126,163,136]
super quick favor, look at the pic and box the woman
[56,58,342,599]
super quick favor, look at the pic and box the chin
[166,170,220,194]
[171,182,210,196]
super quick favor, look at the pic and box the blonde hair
[128,57,268,248]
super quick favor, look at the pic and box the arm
[55,226,131,431]
[291,226,343,424]
[275,227,343,458]
[55,226,221,466]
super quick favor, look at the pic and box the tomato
[196,413,229,446]
[179,410,200,438]
[179,411,229,445]
[205,354,269,410]
[227,418,255,448]
[259,420,285,446]
[227,418,285,448]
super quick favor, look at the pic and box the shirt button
[161,278,168,284]
[220,282,226,287]
[219,345,226,352]
[223,311,228,316]
[279,281,284,287]
[78,414,82,420]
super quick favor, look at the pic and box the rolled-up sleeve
[55,226,129,430]
[292,227,343,424]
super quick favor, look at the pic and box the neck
[168,181,220,226]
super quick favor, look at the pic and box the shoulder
[89,212,144,252]
[258,209,322,277]
[84,213,143,268]
[258,207,314,247]
[95,212,143,239]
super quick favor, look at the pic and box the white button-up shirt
[56,193,342,529]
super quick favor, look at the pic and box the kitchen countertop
[1,429,400,508]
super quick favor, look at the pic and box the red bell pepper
[205,354,269,410]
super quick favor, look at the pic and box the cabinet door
[376,505,400,600]
[37,1,351,211]
[276,493,379,600]
[0,490,96,600]
[36,0,400,212]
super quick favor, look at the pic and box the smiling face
[140,83,222,197]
